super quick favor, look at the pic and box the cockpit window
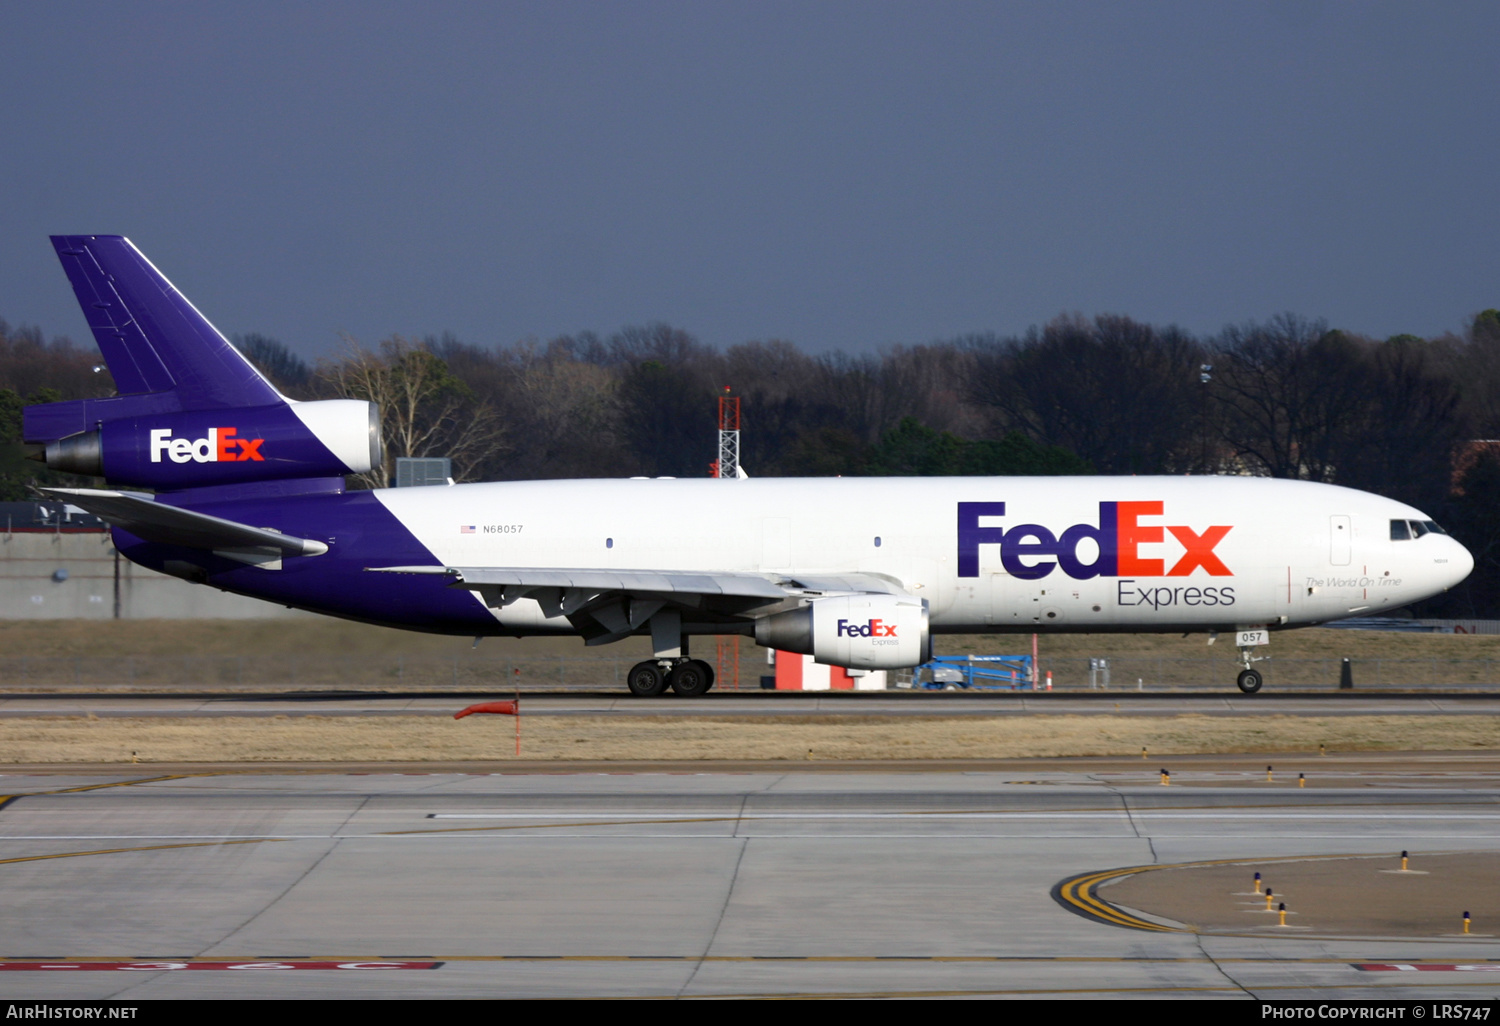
[1409,520,1429,538]
[1390,519,1411,541]
[1424,520,1448,536]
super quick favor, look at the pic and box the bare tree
[317,336,506,488]
[231,333,312,396]
[969,314,1203,474]
[0,320,113,400]
[1211,315,1369,481]
[1331,333,1460,509]
[493,337,627,479]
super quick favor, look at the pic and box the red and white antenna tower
[712,385,744,685]
[714,387,740,479]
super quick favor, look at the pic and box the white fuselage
[374,475,1473,635]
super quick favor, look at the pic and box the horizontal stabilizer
[38,487,327,557]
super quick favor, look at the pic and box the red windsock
[454,700,519,719]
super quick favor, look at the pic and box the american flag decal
[460,525,476,534]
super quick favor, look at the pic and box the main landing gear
[626,610,716,697]
[627,658,716,697]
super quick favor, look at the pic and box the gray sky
[2,1,1497,358]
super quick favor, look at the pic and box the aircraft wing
[368,564,911,643]
[37,486,329,562]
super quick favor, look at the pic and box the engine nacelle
[41,400,381,489]
[755,594,930,670]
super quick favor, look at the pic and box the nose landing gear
[1235,643,1268,694]
[1222,627,1271,693]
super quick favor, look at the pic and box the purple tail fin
[49,235,281,410]
[25,236,379,490]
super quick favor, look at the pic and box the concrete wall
[0,529,306,619]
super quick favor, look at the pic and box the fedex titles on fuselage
[149,427,264,464]
[958,501,1237,609]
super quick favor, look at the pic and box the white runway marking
[5,832,1500,841]
[426,811,1500,820]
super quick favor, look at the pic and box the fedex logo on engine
[837,618,897,639]
[149,428,265,464]
[958,501,1232,581]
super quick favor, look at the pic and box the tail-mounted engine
[34,399,380,489]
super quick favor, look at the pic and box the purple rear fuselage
[116,488,496,634]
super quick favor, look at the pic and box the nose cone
[1446,535,1476,589]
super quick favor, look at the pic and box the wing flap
[368,565,788,599]
[782,573,908,596]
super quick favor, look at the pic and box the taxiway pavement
[0,760,1498,999]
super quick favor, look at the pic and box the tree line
[3,308,1500,615]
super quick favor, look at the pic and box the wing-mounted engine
[755,593,930,670]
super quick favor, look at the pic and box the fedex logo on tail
[149,428,265,464]
[958,502,1232,581]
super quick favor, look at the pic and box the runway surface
[2,692,1500,718]
[1,758,1499,999]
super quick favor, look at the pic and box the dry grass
[0,618,496,659]
[4,621,1499,691]
[2,713,1495,764]
[5,620,1498,663]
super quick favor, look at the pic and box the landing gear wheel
[1236,669,1263,694]
[668,660,712,697]
[697,659,715,692]
[627,661,667,697]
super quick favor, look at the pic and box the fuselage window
[1390,519,1411,541]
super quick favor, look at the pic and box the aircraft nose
[1447,535,1475,588]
